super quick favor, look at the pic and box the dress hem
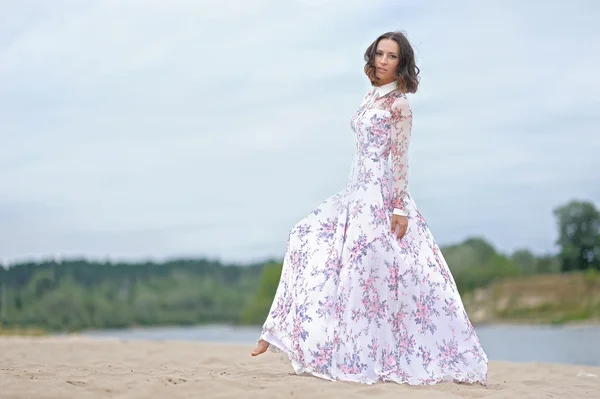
[260,331,488,387]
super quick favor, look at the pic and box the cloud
[1,0,599,264]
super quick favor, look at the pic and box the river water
[77,323,600,367]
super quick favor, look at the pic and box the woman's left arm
[389,96,413,239]
[390,96,413,217]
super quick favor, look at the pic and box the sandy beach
[1,337,599,399]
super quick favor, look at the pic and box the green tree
[511,249,537,274]
[535,255,561,274]
[554,200,600,272]
[240,262,282,324]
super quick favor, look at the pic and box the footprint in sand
[164,377,187,385]
[66,380,87,386]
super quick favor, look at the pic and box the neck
[377,78,396,86]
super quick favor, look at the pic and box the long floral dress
[258,80,488,386]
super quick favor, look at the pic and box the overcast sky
[1,0,599,266]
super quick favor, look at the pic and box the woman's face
[374,38,399,85]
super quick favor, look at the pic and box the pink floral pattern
[259,87,488,386]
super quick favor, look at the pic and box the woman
[251,31,488,386]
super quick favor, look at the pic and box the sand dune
[1,336,599,398]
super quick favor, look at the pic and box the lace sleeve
[389,96,413,216]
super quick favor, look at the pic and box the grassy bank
[462,270,600,325]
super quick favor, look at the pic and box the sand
[1,337,599,399]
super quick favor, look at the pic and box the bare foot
[251,339,269,356]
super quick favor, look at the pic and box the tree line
[0,199,598,332]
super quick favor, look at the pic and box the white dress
[258,81,488,386]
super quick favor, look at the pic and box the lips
[377,67,388,72]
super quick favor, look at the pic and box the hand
[391,214,408,240]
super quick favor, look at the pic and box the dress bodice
[351,87,402,158]
[349,81,414,215]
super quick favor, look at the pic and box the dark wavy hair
[364,31,420,93]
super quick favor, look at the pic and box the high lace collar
[375,80,398,98]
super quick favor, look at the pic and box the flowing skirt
[259,155,488,386]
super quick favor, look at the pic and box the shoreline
[3,318,599,334]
